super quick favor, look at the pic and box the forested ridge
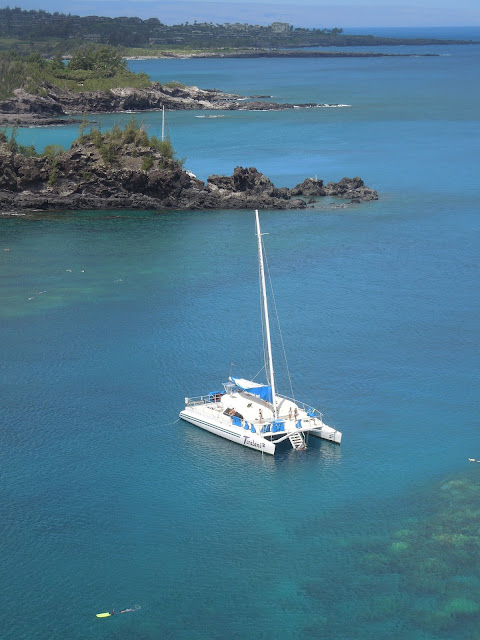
[1,6,473,55]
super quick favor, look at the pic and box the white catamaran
[179,211,342,455]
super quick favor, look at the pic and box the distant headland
[0,44,441,127]
[0,79,355,127]
[163,49,440,59]
[0,7,476,58]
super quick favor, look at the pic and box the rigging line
[251,363,267,382]
[263,241,295,401]
[259,237,268,382]
[159,417,181,428]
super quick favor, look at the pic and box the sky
[2,0,480,28]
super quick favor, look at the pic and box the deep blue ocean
[1,28,480,639]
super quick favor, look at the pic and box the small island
[0,119,378,212]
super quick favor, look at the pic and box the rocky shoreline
[187,50,439,59]
[125,49,441,60]
[0,137,378,213]
[0,82,350,127]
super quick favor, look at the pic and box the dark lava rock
[208,167,280,196]
[0,139,378,212]
[0,81,337,126]
[324,176,378,202]
[290,177,326,197]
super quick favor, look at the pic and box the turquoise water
[2,31,480,639]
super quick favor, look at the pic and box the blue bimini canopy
[230,377,273,403]
[272,419,285,433]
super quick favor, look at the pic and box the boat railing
[185,393,223,406]
[276,393,324,422]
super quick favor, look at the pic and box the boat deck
[186,389,333,438]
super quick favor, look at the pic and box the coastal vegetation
[0,7,474,57]
[77,116,179,167]
[0,116,179,166]
[0,46,151,100]
[0,7,345,51]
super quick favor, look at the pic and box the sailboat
[179,211,342,455]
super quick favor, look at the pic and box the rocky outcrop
[323,176,378,202]
[290,177,326,197]
[202,167,304,210]
[0,82,338,126]
[0,140,377,212]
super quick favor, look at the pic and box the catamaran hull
[309,426,342,444]
[179,408,276,455]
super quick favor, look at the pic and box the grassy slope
[1,117,180,166]
[0,52,152,100]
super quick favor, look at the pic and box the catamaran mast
[255,210,277,419]
[161,105,165,142]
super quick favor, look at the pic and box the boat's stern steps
[288,431,306,450]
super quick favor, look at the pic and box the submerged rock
[443,597,480,616]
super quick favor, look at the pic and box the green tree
[42,144,65,158]
[49,53,64,71]
[68,45,126,76]
[26,51,46,67]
